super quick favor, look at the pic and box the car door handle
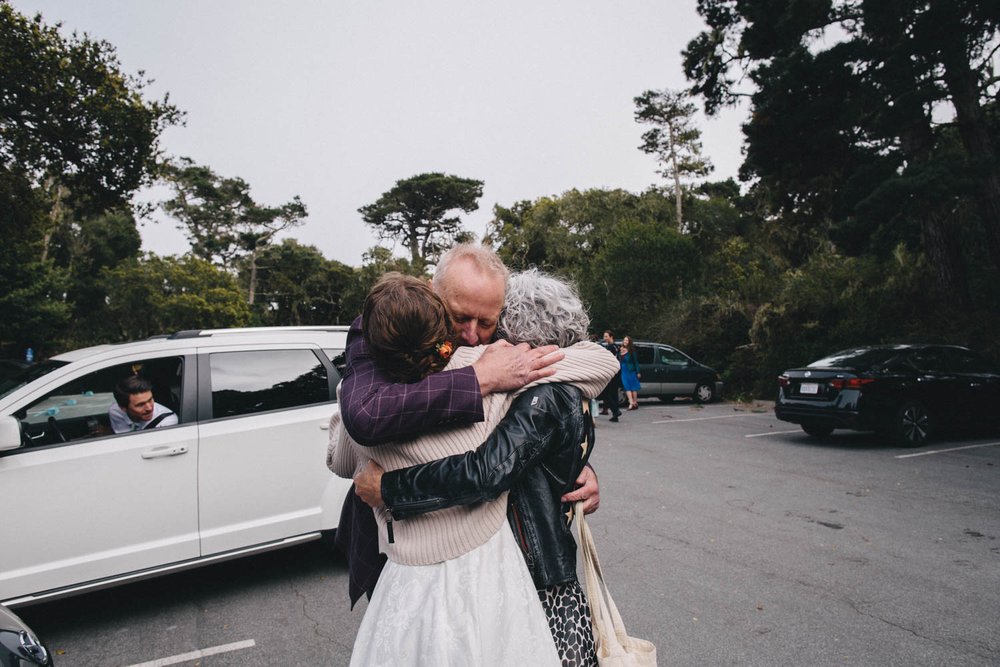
[141,446,189,460]
[319,422,330,430]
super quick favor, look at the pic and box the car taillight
[829,377,875,390]
[778,375,789,387]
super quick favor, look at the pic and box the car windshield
[0,359,69,399]
[807,347,904,370]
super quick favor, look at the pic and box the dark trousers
[599,374,622,416]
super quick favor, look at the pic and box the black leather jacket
[380,383,593,589]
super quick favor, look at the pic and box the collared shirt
[108,402,177,433]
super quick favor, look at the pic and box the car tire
[693,381,714,403]
[802,423,834,438]
[894,400,931,447]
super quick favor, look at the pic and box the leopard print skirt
[538,581,598,667]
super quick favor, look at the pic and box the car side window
[944,348,997,374]
[14,356,184,448]
[209,349,331,419]
[658,348,688,367]
[635,345,654,365]
[908,350,944,373]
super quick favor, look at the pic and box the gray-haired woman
[348,268,615,666]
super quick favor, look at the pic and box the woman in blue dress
[619,335,641,409]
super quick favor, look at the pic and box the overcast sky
[13,0,748,267]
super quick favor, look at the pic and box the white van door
[196,347,347,555]
[0,355,198,603]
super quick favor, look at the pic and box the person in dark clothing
[597,330,622,421]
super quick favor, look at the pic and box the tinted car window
[210,349,330,418]
[944,348,998,374]
[907,349,946,373]
[0,360,68,399]
[658,348,688,367]
[808,348,903,370]
[635,346,654,364]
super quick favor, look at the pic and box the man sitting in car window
[109,376,178,433]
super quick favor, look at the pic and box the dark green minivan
[621,341,723,403]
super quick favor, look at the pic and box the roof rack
[168,325,350,340]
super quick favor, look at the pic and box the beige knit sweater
[327,340,618,566]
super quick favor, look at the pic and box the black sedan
[775,344,1000,446]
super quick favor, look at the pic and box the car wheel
[894,401,931,447]
[658,396,675,404]
[802,423,834,438]
[694,381,714,403]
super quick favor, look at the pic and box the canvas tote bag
[574,502,657,667]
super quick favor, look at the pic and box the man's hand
[472,340,565,395]
[561,464,600,514]
[353,459,385,509]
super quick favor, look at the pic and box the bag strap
[573,501,633,656]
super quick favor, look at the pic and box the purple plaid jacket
[340,317,484,445]
[336,316,486,605]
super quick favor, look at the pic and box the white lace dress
[349,524,561,667]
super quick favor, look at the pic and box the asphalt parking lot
[17,399,1000,666]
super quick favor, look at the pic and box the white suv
[0,326,352,607]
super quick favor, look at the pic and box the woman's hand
[561,465,600,514]
[353,459,386,508]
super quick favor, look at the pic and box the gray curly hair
[498,268,590,347]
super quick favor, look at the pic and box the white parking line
[124,639,256,667]
[895,441,1000,459]
[745,429,802,438]
[651,413,770,424]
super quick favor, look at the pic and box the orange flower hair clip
[435,340,454,360]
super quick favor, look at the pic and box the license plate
[799,382,820,395]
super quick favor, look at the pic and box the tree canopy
[359,172,483,271]
[101,254,251,340]
[634,88,713,230]
[161,158,307,304]
[0,3,182,215]
[244,239,358,326]
[0,3,180,356]
[682,0,1000,309]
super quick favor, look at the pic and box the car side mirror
[0,415,22,451]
